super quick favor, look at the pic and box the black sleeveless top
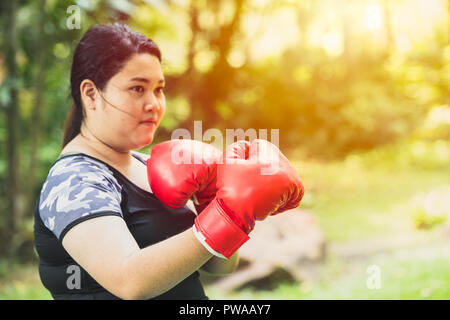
[33,151,207,300]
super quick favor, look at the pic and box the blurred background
[0,0,449,299]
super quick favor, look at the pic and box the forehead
[115,53,163,82]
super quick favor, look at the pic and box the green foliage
[413,207,448,230]
[0,260,51,300]
[294,139,450,242]
[0,0,449,267]
[225,31,450,159]
[410,186,450,230]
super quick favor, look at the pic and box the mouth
[140,119,158,125]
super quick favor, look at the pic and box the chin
[139,135,154,148]
[133,127,158,149]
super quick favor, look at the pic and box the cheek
[116,100,141,124]
[159,107,166,121]
[111,93,138,114]
[109,114,137,139]
[159,100,166,118]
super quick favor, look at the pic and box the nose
[144,102,160,112]
[143,91,163,113]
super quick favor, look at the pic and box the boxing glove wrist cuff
[192,225,227,259]
[193,198,250,259]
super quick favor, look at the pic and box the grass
[0,261,51,300]
[205,236,450,299]
[296,158,450,243]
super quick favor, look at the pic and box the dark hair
[62,23,162,148]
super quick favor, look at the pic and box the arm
[62,215,213,300]
[200,251,239,276]
[189,200,240,276]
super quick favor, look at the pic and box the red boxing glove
[193,139,305,259]
[146,139,222,213]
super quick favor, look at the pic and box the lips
[141,119,158,124]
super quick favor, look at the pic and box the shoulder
[42,154,121,196]
[38,154,123,239]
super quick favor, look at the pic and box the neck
[74,124,132,166]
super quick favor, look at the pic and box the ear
[80,79,98,110]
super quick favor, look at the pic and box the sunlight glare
[365,3,383,31]
[321,31,343,57]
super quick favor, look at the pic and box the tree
[1,0,19,254]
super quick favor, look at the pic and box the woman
[34,24,238,300]
[34,23,304,300]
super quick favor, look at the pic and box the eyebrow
[129,77,165,84]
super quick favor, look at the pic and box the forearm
[121,227,213,300]
[200,251,240,276]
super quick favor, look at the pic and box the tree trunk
[382,0,395,51]
[296,1,312,49]
[26,0,46,218]
[341,5,352,65]
[448,0,450,41]
[2,0,19,255]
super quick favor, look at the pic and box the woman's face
[89,53,166,151]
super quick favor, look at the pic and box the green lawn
[296,159,450,242]
[0,262,51,300]
[205,239,450,300]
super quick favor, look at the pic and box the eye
[130,85,145,93]
[155,86,165,94]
